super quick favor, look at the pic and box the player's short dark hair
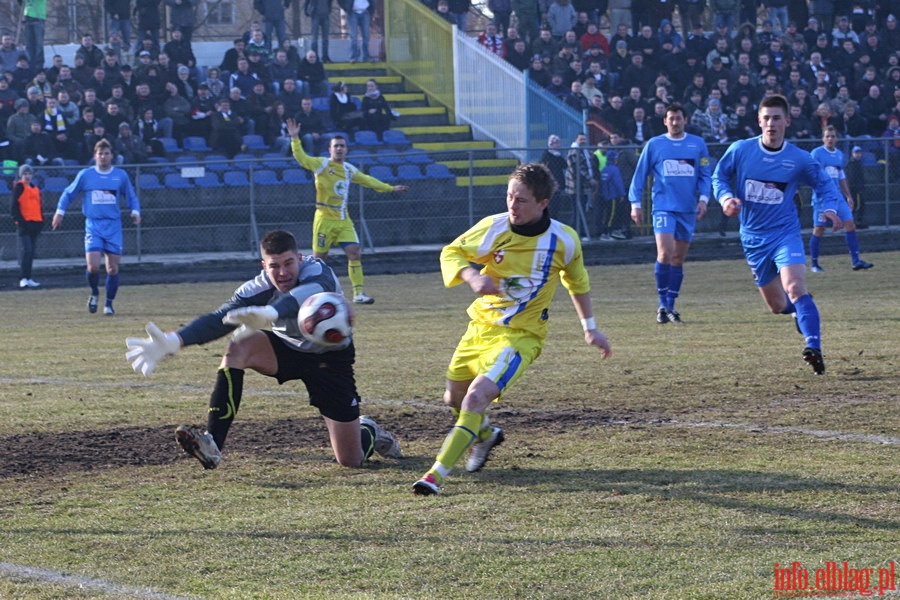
[759,94,790,114]
[510,163,556,202]
[665,102,685,117]
[260,230,298,255]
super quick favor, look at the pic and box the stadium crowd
[3,1,900,168]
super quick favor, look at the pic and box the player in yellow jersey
[286,118,408,304]
[413,163,613,496]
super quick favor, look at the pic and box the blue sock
[86,271,100,295]
[779,291,796,315]
[793,294,821,349]
[845,231,860,264]
[654,262,670,308]
[666,265,683,312]
[809,235,820,264]
[105,273,120,303]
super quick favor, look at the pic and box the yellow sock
[477,413,493,441]
[348,259,364,296]
[428,409,483,482]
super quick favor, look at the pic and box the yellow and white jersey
[441,212,590,339]
[291,138,393,220]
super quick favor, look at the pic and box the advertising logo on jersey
[493,249,505,264]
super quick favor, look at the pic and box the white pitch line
[0,561,201,600]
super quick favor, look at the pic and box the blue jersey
[628,133,712,212]
[712,137,843,237]
[809,145,846,208]
[57,166,140,220]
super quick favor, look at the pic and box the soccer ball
[297,292,353,346]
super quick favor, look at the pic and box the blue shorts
[741,229,806,288]
[84,218,123,255]
[652,210,696,242]
[813,199,853,226]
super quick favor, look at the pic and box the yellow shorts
[313,213,359,253]
[446,321,543,396]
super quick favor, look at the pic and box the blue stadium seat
[354,130,381,147]
[861,151,878,166]
[158,137,181,153]
[232,153,256,170]
[205,154,230,171]
[382,130,411,149]
[375,149,405,166]
[183,136,212,152]
[137,173,163,190]
[223,171,250,186]
[194,172,223,187]
[242,134,268,151]
[252,169,280,185]
[262,152,293,169]
[403,148,433,164]
[43,176,70,192]
[164,173,193,188]
[425,163,454,179]
[396,164,425,180]
[281,168,310,184]
[368,165,397,182]
[175,155,203,166]
[312,97,329,112]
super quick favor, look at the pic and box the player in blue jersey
[629,103,712,324]
[808,127,874,272]
[712,95,844,375]
[51,139,141,316]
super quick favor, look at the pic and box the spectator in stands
[342,0,376,62]
[131,82,160,118]
[227,86,256,134]
[135,107,170,157]
[360,79,394,141]
[859,83,891,135]
[491,0,513,37]
[268,49,296,94]
[114,121,148,164]
[247,80,275,128]
[135,1,162,49]
[276,78,304,115]
[10,55,36,96]
[831,15,859,47]
[279,38,303,71]
[540,134,567,203]
[690,97,728,144]
[297,49,329,98]
[531,27,558,58]
[621,52,656,96]
[51,65,84,104]
[200,67,225,99]
[220,38,246,76]
[56,89,80,126]
[23,119,65,166]
[435,0,456,25]
[329,81,362,132]
[624,105,656,144]
[546,72,569,98]
[841,101,867,137]
[70,55,93,88]
[229,58,261,98]
[103,100,129,133]
[188,83,215,138]
[565,132,598,236]
[7,99,37,153]
[84,121,117,163]
[164,27,197,73]
[526,54,551,86]
[76,34,105,69]
[209,97,245,158]
[108,83,134,119]
[245,28,272,63]
[478,22,505,56]
[565,79,590,112]
[162,81,191,143]
[266,100,292,153]
[166,0,196,44]
[306,0,334,63]
[42,96,78,159]
[294,96,327,154]
[546,0,576,41]
[25,85,46,117]
[72,107,100,156]
[87,67,113,101]
[257,0,291,50]
[505,38,531,70]
[630,25,663,70]
[785,103,813,139]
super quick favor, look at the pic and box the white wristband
[580,317,596,332]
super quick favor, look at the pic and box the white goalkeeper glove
[125,322,181,376]
[223,306,279,332]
